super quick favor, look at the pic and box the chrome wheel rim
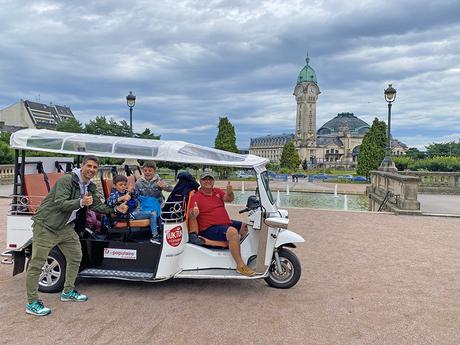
[269,257,294,284]
[39,256,62,287]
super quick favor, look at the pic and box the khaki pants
[26,223,82,303]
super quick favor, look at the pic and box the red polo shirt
[190,188,231,231]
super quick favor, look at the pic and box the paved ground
[418,194,460,215]
[1,198,460,345]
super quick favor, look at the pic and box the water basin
[232,191,368,211]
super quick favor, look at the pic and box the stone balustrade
[0,164,15,185]
[367,170,421,215]
[398,171,460,194]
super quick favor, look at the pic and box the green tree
[136,128,160,140]
[0,132,14,164]
[56,117,84,133]
[85,116,131,137]
[356,118,387,177]
[0,131,11,144]
[405,147,426,160]
[426,141,460,157]
[280,141,301,170]
[214,117,238,153]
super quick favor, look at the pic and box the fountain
[241,181,245,194]
[231,191,368,211]
[286,183,290,195]
[334,184,338,198]
[344,194,348,210]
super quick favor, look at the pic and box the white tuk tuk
[3,129,304,290]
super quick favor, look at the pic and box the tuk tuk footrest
[79,268,154,280]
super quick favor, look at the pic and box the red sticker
[166,225,183,247]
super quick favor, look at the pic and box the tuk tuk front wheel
[37,248,66,293]
[265,248,301,289]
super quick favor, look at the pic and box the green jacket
[32,172,114,232]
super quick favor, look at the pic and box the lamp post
[126,91,136,136]
[379,84,397,172]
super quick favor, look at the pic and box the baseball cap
[200,171,215,179]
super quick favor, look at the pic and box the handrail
[377,191,392,212]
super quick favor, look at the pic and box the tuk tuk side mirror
[246,195,260,210]
[264,217,289,229]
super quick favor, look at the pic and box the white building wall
[0,101,34,128]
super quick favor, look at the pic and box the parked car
[268,172,288,181]
[293,173,307,179]
[237,171,252,178]
[337,174,353,181]
[308,173,329,181]
[353,175,368,182]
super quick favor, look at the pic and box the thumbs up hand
[119,193,131,202]
[82,191,93,206]
[117,201,129,214]
[226,181,233,192]
[190,202,200,218]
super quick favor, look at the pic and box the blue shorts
[200,220,242,241]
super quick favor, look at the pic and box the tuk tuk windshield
[260,171,275,205]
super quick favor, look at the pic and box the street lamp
[379,84,397,172]
[126,91,136,136]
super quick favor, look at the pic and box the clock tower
[293,57,320,161]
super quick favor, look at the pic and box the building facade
[0,99,75,132]
[249,58,406,168]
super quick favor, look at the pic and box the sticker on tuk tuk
[166,225,183,247]
[103,248,137,260]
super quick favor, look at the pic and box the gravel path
[1,199,460,344]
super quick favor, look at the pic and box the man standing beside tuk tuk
[189,171,256,277]
[25,155,129,316]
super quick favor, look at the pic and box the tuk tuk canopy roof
[10,129,268,169]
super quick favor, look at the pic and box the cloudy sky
[1,0,460,150]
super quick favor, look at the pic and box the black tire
[37,247,66,293]
[264,248,301,289]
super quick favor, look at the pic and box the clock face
[308,86,315,94]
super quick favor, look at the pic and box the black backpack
[162,172,200,219]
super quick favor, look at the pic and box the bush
[393,156,415,171]
[393,156,460,172]
[0,141,14,164]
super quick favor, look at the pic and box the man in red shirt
[189,171,256,277]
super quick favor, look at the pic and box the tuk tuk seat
[102,178,113,200]
[47,172,65,189]
[107,218,152,242]
[23,173,49,213]
[113,219,150,228]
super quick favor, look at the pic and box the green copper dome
[297,57,317,83]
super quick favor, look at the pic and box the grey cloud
[1,0,460,149]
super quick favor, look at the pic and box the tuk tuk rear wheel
[265,248,301,289]
[37,248,66,293]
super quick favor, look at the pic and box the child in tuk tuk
[134,161,173,243]
[107,175,161,243]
